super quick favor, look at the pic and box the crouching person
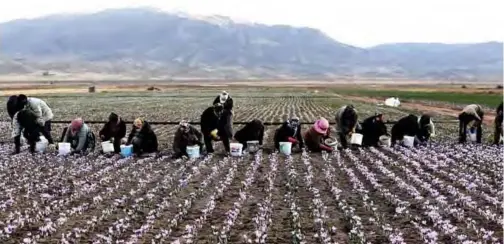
[173,120,203,159]
[99,112,127,153]
[304,118,334,152]
[62,118,96,155]
[458,104,484,143]
[357,113,388,147]
[126,118,158,156]
[234,119,264,150]
[201,103,232,154]
[391,114,434,146]
[274,116,304,151]
[11,109,44,154]
[335,105,359,149]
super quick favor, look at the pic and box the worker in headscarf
[173,120,203,159]
[213,91,233,112]
[16,94,55,145]
[458,104,484,143]
[357,113,389,147]
[234,119,264,150]
[335,105,359,149]
[7,95,19,120]
[126,118,158,156]
[11,109,44,154]
[201,103,232,154]
[304,118,334,152]
[99,112,127,153]
[494,102,503,144]
[61,118,96,154]
[274,116,304,151]
[391,114,435,146]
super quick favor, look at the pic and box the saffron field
[0,92,502,243]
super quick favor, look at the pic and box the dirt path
[340,95,497,125]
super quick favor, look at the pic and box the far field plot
[0,88,502,243]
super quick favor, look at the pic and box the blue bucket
[186,145,200,158]
[120,145,133,157]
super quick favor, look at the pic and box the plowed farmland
[0,90,502,244]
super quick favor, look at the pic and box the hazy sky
[0,0,501,47]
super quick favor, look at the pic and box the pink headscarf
[70,118,84,135]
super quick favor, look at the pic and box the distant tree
[461,85,467,89]
[496,85,503,89]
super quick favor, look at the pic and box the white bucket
[324,138,338,148]
[101,141,115,153]
[230,143,243,157]
[379,136,391,147]
[350,133,363,145]
[35,141,48,153]
[58,142,71,155]
[186,145,200,158]
[469,132,477,142]
[403,136,415,147]
[246,141,260,153]
[279,142,292,155]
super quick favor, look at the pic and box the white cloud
[0,0,501,47]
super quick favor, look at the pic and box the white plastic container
[350,133,363,145]
[186,145,200,158]
[403,136,415,147]
[247,141,260,153]
[469,132,477,142]
[279,142,292,155]
[324,138,338,148]
[101,141,115,153]
[230,143,243,157]
[379,135,391,147]
[35,139,48,153]
[58,142,71,155]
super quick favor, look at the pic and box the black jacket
[7,95,19,120]
[358,115,388,147]
[213,95,234,111]
[234,119,264,145]
[13,109,42,153]
[201,106,220,135]
[217,109,233,138]
[99,118,127,140]
[274,121,304,149]
[127,121,158,152]
[173,125,203,154]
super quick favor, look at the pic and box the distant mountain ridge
[0,8,502,80]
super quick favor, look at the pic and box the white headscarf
[219,91,229,104]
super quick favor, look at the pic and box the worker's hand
[47,144,56,151]
[121,138,127,144]
[10,151,19,155]
[100,135,105,140]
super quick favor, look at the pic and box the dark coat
[496,102,503,125]
[357,115,388,147]
[391,114,432,145]
[274,121,304,149]
[13,109,42,153]
[7,95,19,119]
[99,116,127,140]
[234,119,264,145]
[127,121,158,153]
[217,109,233,138]
[213,95,234,111]
[304,127,332,152]
[173,125,203,155]
[201,106,220,135]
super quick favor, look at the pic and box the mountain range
[0,8,502,80]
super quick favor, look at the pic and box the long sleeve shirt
[25,97,54,126]
[63,124,90,152]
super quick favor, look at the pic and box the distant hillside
[0,8,502,80]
